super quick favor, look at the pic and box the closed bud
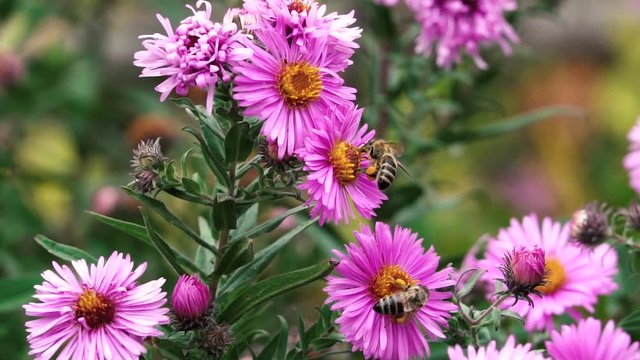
[570,202,610,248]
[171,275,211,330]
[203,322,234,358]
[499,246,547,306]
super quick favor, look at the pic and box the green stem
[210,162,237,297]
[469,293,511,326]
[611,233,640,251]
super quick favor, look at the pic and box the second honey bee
[373,284,430,323]
[362,139,408,191]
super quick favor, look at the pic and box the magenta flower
[172,274,211,320]
[325,222,456,360]
[478,214,618,331]
[448,336,547,360]
[23,252,169,360]
[297,104,386,225]
[406,0,519,69]
[233,22,356,158]
[623,116,640,195]
[545,318,640,360]
[243,0,361,69]
[499,246,547,306]
[134,1,253,114]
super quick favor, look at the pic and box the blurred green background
[1,0,640,358]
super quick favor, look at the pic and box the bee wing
[386,142,405,156]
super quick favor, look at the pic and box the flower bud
[499,246,546,306]
[622,200,640,232]
[203,322,234,358]
[171,275,211,330]
[570,202,609,248]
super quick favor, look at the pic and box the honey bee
[372,284,430,323]
[361,139,408,191]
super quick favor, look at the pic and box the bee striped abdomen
[376,156,397,190]
[373,294,405,315]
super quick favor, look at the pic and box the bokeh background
[1,0,640,358]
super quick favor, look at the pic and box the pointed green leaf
[456,269,485,298]
[218,260,337,324]
[125,188,217,255]
[229,204,309,246]
[34,234,97,263]
[155,339,185,360]
[220,218,317,296]
[225,122,254,163]
[212,196,237,230]
[275,315,290,360]
[195,216,216,276]
[500,310,524,324]
[181,177,202,195]
[233,203,259,236]
[86,211,201,274]
[620,310,640,336]
[183,127,230,188]
[296,312,307,352]
[140,208,184,276]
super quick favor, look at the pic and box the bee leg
[365,165,377,179]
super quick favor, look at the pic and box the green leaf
[218,260,338,324]
[34,234,97,263]
[154,339,185,360]
[0,275,42,312]
[296,312,307,352]
[180,147,196,177]
[275,315,290,360]
[234,203,259,236]
[500,310,524,324]
[620,310,640,337]
[125,188,217,255]
[220,218,317,296]
[225,122,254,163]
[181,177,202,195]
[140,208,184,276]
[214,238,254,276]
[183,127,230,188]
[229,204,309,245]
[256,331,279,360]
[86,211,201,274]
[456,269,485,298]
[212,196,237,230]
[195,216,216,276]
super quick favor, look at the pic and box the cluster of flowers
[375,0,519,69]
[135,0,386,225]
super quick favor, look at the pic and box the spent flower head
[499,246,547,306]
[130,138,166,193]
[621,199,640,232]
[569,202,610,248]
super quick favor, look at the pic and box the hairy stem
[210,162,237,297]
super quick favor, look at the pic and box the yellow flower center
[75,289,115,329]
[277,61,323,108]
[536,257,566,294]
[288,0,312,13]
[369,264,416,300]
[329,141,362,185]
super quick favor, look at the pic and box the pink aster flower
[325,222,456,360]
[23,252,169,360]
[134,1,253,114]
[296,104,386,225]
[478,214,618,331]
[233,25,356,158]
[448,335,547,360]
[623,116,640,195]
[243,0,361,69]
[406,0,519,69]
[546,318,640,360]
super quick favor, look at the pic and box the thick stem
[469,293,511,326]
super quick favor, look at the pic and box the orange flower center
[277,61,322,108]
[75,289,115,329]
[369,264,416,300]
[329,141,362,185]
[535,257,566,294]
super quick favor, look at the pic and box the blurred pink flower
[297,104,386,225]
[545,318,640,360]
[91,186,127,215]
[623,116,640,195]
[449,335,547,360]
[478,214,618,331]
[373,0,401,6]
[134,1,253,114]
[24,252,169,359]
[406,0,519,69]
[325,222,456,360]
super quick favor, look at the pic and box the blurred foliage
[1,0,640,359]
